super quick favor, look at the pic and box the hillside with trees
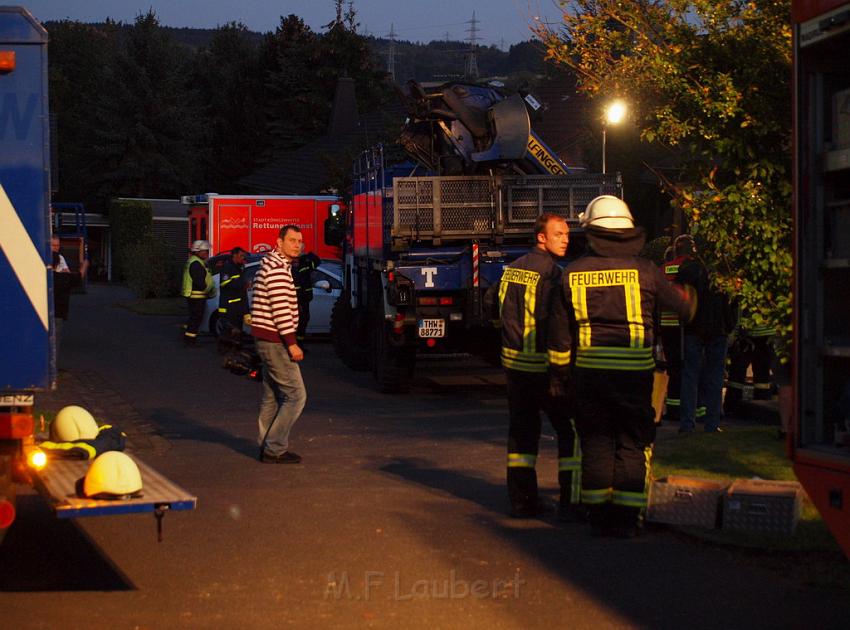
[46,7,547,213]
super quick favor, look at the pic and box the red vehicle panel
[792,0,850,558]
[204,196,343,260]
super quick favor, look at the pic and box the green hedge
[122,234,179,298]
[109,199,153,281]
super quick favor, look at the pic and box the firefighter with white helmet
[182,239,216,346]
[578,195,635,229]
[557,195,695,537]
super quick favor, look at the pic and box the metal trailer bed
[33,454,196,519]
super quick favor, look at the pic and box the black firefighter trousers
[574,367,655,528]
[659,325,683,421]
[506,368,580,512]
[184,297,206,345]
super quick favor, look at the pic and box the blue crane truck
[328,82,621,392]
[0,6,193,541]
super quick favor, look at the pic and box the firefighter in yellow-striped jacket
[219,247,249,329]
[724,316,775,415]
[560,197,694,537]
[484,213,580,520]
[658,235,698,423]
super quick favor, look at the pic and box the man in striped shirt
[251,225,307,464]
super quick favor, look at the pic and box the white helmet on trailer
[191,240,211,252]
[82,451,143,499]
[52,405,99,442]
[578,195,634,229]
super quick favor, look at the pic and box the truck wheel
[331,294,369,371]
[373,320,415,393]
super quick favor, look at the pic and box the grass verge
[652,424,849,588]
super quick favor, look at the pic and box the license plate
[418,318,445,338]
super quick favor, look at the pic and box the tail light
[0,499,15,529]
[0,413,33,439]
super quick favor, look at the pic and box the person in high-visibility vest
[560,196,694,537]
[182,240,216,346]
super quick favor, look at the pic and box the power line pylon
[464,11,480,80]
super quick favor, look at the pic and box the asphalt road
[1,285,848,629]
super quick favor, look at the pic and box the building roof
[115,197,187,220]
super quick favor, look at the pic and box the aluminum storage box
[647,476,728,528]
[722,479,802,535]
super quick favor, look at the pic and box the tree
[259,15,325,154]
[88,11,202,199]
[47,20,118,205]
[536,1,793,338]
[189,22,267,191]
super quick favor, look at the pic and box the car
[201,255,342,336]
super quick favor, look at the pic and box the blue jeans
[256,339,307,455]
[680,334,728,432]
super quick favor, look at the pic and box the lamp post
[602,100,627,174]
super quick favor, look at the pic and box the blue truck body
[0,6,53,392]
[0,8,195,535]
[330,145,621,392]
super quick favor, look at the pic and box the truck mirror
[324,216,344,247]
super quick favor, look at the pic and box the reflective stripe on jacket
[659,257,690,327]
[40,425,126,460]
[564,229,690,371]
[488,247,571,374]
[219,260,248,317]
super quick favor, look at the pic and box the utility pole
[464,11,480,80]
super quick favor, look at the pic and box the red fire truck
[185,194,343,260]
[792,0,850,557]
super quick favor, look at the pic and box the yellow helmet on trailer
[579,195,634,229]
[82,451,143,499]
[52,405,98,442]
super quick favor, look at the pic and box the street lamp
[602,100,627,174]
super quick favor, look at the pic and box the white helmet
[191,240,211,252]
[52,405,99,442]
[83,451,143,499]
[579,195,634,229]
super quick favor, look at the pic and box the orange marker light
[0,51,15,73]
